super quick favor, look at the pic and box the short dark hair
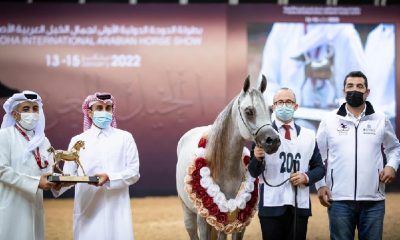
[343,71,368,89]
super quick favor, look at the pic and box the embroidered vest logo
[337,123,349,135]
[363,124,376,135]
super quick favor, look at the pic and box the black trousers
[259,207,309,240]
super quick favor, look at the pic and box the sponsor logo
[363,124,376,135]
[337,123,349,135]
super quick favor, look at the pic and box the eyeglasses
[274,100,296,107]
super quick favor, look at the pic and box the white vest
[261,127,315,209]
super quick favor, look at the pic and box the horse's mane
[206,96,237,179]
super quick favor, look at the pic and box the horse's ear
[259,75,267,93]
[243,76,250,93]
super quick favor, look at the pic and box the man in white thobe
[62,92,140,240]
[0,91,56,240]
[364,24,396,124]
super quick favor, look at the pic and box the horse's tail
[47,148,57,173]
[47,147,56,157]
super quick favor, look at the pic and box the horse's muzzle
[260,136,281,154]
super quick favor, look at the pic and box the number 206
[279,152,300,173]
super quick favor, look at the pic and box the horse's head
[236,75,280,154]
[75,140,85,150]
[47,146,55,153]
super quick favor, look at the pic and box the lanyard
[15,124,48,170]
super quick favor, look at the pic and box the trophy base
[48,175,99,183]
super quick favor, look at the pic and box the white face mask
[18,112,39,130]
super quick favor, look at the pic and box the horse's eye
[245,108,254,117]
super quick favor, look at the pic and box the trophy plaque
[47,140,99,184]
[47,175,99,183]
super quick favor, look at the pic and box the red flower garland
[186,137,259,232]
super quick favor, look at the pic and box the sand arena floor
[45,193,400,240]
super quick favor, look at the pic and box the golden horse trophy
[47,140,98,183]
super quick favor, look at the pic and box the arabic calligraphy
[0,23,204,47]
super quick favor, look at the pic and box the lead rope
[293,163,298,240]
[260,159,297,240]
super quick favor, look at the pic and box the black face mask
[345,91,364,107]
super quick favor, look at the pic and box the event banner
[0,4,227,196]
[1,4,399,195]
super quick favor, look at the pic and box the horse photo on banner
[248,22,396,131]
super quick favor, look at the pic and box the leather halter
[237,95,271,137]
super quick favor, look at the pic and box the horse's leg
[55,161,64,174]
[232,228,245,240]
[75,160,86,176]
[179,198,199,240]
[197,215,212,240]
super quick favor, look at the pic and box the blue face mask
[92,111,113,129]
[275,105,295,122]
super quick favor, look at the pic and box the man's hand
[317,186,332,208]
[254,146,265,161]
[290,172,308,187]
[93,173,109,187]
[39,173,55,191]
[380,166,396,184]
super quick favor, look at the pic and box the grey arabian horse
[176,76,280,240]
